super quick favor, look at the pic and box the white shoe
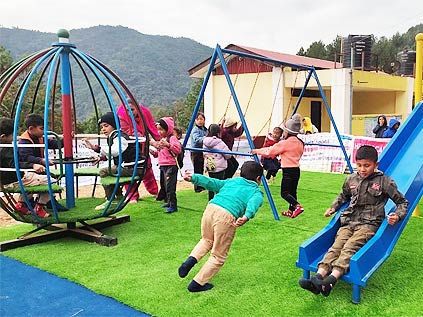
[95,200,117,211]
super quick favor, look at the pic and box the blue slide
[296,101,423,303]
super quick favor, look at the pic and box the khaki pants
[318,225,377,275]
[6,172,54,205]
[190,204,236,285]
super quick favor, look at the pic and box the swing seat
[3,184,63,194]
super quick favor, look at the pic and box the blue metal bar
[70,49,124,213]
[216,45,279,220]
[311,68,353,173]
[185,146,253,157]
[71,48,141,214]
[12,47,60,220]
[182,46,219,149]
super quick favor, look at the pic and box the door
[311,101,322,132]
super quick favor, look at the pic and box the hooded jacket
[203,136,232,173]
[382,118,400,138]
[154,117,181,166]
[116,103,160,141]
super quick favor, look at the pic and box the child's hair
[24,114,44,128]
[207,124,221,137]
[174,127,183,137]
[157,119,168,131]
[273,127,283,135]
[240,161,263,181]
[196,112,205,120]
[356,145,378,162]
[0,117,14,136]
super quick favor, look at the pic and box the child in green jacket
[178,160,264,292]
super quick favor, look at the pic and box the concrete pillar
[204,74,214,123]
[330,69,352,134]
[271,67,284,127]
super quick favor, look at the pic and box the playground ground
[1,171,422,316]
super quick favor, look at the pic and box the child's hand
[33,163,45,173]
[387,213,400,225]
[324,207,335,217]
[91,156,100,165]
[82,139,93,149]
[160,139,170,148]
[251,149,257,155]
[183,170,192,182]
[234,215,248,227]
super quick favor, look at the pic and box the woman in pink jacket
[252,114,305,218]
[117,98,161,202]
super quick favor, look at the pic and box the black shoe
[178,256,197,278]
[298,278,320,295]
[187,280,213,292]
[320,275,337,297]
[46,198,68,212]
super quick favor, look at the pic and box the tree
[0,45,13,74]
[305,41,327,59]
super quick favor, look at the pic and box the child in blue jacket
[178,161,264,292]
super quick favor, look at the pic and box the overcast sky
[1,0,422,54]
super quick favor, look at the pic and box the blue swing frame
[183,44,352,220]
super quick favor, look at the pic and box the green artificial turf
[1,171,422,316]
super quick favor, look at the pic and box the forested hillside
[0,25,212,119]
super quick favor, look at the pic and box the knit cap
[282,113,302,135]
[223,117,237,128]
[98,112,117,129]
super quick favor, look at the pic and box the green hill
[0,25,212,119]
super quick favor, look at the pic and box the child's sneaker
[291,204,304,218]
[95,200,117,211]
[15,202,31,215]
[281,210,293,217]
[165,206,178,213]
[34,204,50,218]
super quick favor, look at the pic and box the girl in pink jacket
[252,114,305,218]
[150,117,181,213]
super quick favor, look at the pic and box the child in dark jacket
[221,117,244,179]
[190,112,208,193]
[178,161,264,292]
[17,113,67,212]
[299,145,408,297]
[82,112,145,210]
[0,117,56,218]
[382,118,400,138]
[261,127,282,183]
[150,117,181,213]
[18,113,62,167]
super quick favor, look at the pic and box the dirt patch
[0,180,194,227]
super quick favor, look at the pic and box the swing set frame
[183,44,353,220]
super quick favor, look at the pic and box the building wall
[210,72,274,135]
[203,64,414,138]
[354,91,397,115]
